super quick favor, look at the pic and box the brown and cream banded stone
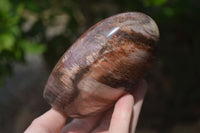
[43,12,159,117]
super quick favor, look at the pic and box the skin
[25,80,147,133]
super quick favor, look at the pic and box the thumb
[25,108,67,133]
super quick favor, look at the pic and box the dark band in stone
[44,90,56,104]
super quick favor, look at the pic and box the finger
[129,80,147,133]
[109,94,134,133]
[25,108,67,133]
[61,114,103,133]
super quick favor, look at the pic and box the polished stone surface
[44,12,159,117]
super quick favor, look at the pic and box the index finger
[109,94,134,133]
[25,108,67,133]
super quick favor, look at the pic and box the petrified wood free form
[43,12,159,118]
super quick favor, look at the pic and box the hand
[25,80,147,133]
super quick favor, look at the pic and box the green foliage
[142,0,167,7]
[0,0,11,13]
[0,33,15,52]
[0,0,46,85]
[19,40,46,54]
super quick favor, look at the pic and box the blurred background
[0,0,199,132]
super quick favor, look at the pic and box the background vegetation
[0,0,199,132]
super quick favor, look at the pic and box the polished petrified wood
[43,12,159,117]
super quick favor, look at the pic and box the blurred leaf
[10,26,21,37]
[14,48,24,61]
[142,0,167,7]
[0,33,15,52]
[0,0,11,13]
[24,1,42,12]
[19,39,46,54]
[162,7,174,17]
